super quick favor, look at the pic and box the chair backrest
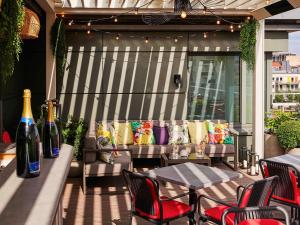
[122,169,162,220]
[237,176,278,208]
[259,159,299,202]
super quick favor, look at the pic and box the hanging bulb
[230,24,234,29]
[216,19,221,25]
[116,34,120,40]
[203,6,207,14]
[68,20,73,26]
[247,16,251,20]
[61,13,65,18]
[87,30,91,34]
[114,17,118,23]
[266,0,270,4]
[134,8,138,15]
[87,21,91,26]
[174,37,178,43]
[180,10,187,19]
[238,24,241,29]
[231,29,234,32]
[145,37,149,43]
[203,32,207,38]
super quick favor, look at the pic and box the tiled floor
[62,164,263,225]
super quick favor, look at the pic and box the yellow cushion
[187,121,208,144]
[114,122,134,145]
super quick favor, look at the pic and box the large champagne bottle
[42,101,59,158]
[16,89,40,178]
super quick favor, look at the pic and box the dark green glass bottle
[16,89,40,178]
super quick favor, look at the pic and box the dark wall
[58,30,240,127]
[2,1,46,139]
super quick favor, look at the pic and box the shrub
[295,94,300,103]
[265,111,296,134]
[62,117,88,161]
[287,94,294,102]
[274,95,284,103]
[277,120,300,151]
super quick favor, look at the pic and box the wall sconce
[174,74,182,88]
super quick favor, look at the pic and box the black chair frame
[222,206,290,225]
[198,176,278,225]
[122,169,197,225]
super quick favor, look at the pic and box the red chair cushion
[205,205,235,225]
[238,219,285,225]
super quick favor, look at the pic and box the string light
[61,14,65,18]
[266,0,270,4]
[247,16,251,20]
[180,10,187,19]
[87,21,91,26]
[68,20,73,26]
[230,24,234,29]
[134,8,138,15]
[87,30,91,34]
[145,37,149,43]
[116,34,120,40]
[216,19,221,25]
[203,6,207,14]
[231,28,234,32]
[203,32,207,38]
[174,37,178,42]
[238,24,241,29]
[114,17,118,22]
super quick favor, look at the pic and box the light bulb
[238,24,241,29]
[114,17,118,22]
[87,30,91,34]
[135,8,138,15]
[230,24,234,29]
[216,20,221,25]
[231,29,234,32]
[145,37,149,43]
[61,14,65,18]
[116,34,120,40]
[247,16,251,20]
[87,21,91,26]
[68,20,73,26]
[203,7,207,14]
[203,32,207,38]
[266,0,270,4]
[174,37,178,42]
[180,10,187,19]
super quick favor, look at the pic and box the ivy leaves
[240,19,258,70]
[51,18,66,77]
[0,0,25,82]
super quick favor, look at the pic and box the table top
[144,162,242,190]
[0,144,73,225]
[267,154,300,169]
[163,153,210,161]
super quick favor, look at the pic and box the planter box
[264,133,285,158]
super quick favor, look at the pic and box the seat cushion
[205,205,235,225]
[205,144,235,156]
[129,145,173,158]
[85,151,131,176]
[238,219,284,225]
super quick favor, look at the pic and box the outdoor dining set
[122,154,300,225]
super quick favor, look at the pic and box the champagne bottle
[16,89,40,178]
[42,101,59,158]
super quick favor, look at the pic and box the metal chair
[122,169,197,225]
[222,206,290,225]
[259,159,300,221]
[198,176,278,225]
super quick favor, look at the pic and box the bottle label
[21,117,33,125]
[53,147,59,157]
[28,161,40,174]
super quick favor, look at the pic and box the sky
[289,31,300,56]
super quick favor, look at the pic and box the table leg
[188,189,197,225]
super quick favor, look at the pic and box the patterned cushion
[168,123,190,145]
[131,121,156,145]
[96,122,115,149]
[187,121,208,144]
[153,126,169,145]
[207,121,233,144]
[114,122,134,145]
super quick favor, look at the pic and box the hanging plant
[51,18,66,77]
[0,0,25,82]
[239,19,258,70]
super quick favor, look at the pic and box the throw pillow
[131,121,156,145]
[168,123,190,145]
[207,121,233,144]
[187,121,208,144]
[96,122,116,149]
[153,126,169,145]
[114,121,134,145]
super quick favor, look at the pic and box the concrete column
[46,12,56,100]
[253,19,265,159]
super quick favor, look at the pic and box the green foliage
[62,117,88,161]
[0,0,25,82]
[277,120,300,150]
[51,18,66,77]
[240,19,258,70]
[295,94,300,103]
[274,95,284,103]
[265,111,296,134]
[287,94,294,102]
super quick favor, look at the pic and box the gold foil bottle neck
[47,101,54,122]
[23,89,31,98]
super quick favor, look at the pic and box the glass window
[187,55,240,122]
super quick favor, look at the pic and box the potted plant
[276,120,300,155]
[264,111,295,158]
[62,117,88,177]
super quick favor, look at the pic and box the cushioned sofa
[82,120,237,193]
